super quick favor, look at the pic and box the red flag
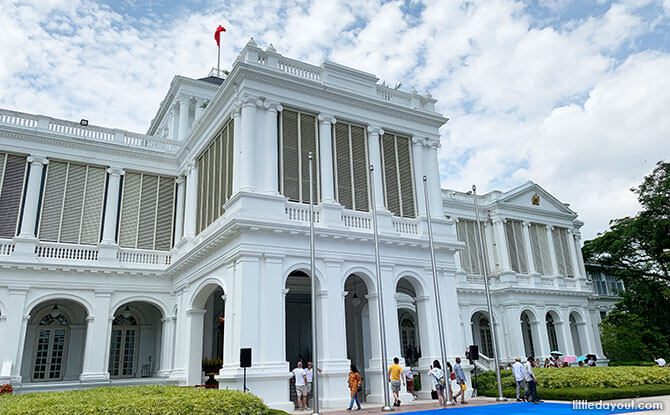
[214,25,226,47]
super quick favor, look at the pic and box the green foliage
[483,385,670,401]
[0,385,271,415]
[600,310,670,363]
[608,361,657,367]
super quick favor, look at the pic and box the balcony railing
[0,108,181,154]
[118,248,172,266]
[285,202,320,223]
[0,240,15,256]
[35,242,99,261]
[342,210,372,231]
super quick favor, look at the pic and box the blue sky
[1,0,669,240]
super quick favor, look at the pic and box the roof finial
[247,37,257,46]
[267,43,276,53]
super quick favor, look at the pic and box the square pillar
[1,288,28,381]
[80,291,112,381]
[183,162,197,240]
[411,137,426,216]
[318,114,336,204]
[366,126,385,210]
[173,176,185,244]
[264,102,282,194]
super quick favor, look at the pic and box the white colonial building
[0,39,614,410]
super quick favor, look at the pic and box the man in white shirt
[304,361,322,408]
[655,357,666,367]
[512,358,527,401]
[523,356,538,404]
[291,361,308,410]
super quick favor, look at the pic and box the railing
[376,85,412,106]
[474,353,495,372]
[277,59,321,82]
[392,217,419,235]
[517,274,531,285]
[0,108,181,155]
[541,277,556,287]
[0,239,15,256]
[35,242,99,261]
[342,210,372,231]
[565,279,577,288]
[118,248,172,265]
[285,202,320,223]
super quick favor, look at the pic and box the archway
[21,299,88,382]
[471,311,493,357]
[396,277,425,367]
[569,312,584,356]
[109,301,163,378]
[189,282,226,386]
[285,271,313,368]
[545,311,560,353]
[344,274,373,400]
[520,311,537,358]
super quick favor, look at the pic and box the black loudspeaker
[240,348,252,368]
[469,345,479,361]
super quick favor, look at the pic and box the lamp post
[308,153,320,415]
[423,176,453,404]
[471,184,506,401]
[369,165,393,412]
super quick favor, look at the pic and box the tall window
[0,152,27,239]
[109,313,138,378]
[280,109,319,204]
[380,133,415,218]
[32,313,68,381]
[552,227,574,277]
[546,313,559,352]
[333,121,369,211]
[529,223,552,275]
[478,316,493,357]
[196,119,234,233]
[456,219,489,275]
[118,173,175,251]
[38,161,106,245]
[504,220,528,274]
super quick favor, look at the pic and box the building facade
[0,39,613,409]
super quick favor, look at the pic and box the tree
[583,161,670,362]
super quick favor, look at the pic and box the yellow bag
[460,383,467,391]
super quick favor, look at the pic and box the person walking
[452,357,468,404]
[291,361,308,410]
[346,364,362,411]
[304,361,322,408]
[429,360,447,407]
[404,366,417,400]
[512,358,528,401]
[446,361,457,405]
[655,357,666,367]
[388,357,405,407]
[523,355,539,404]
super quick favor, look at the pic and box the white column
[533,319,550,358]
[183,163,197,240]
[492,218,512,273]
[173,176,185,245]
[546,226,560,276]
[411,137,426,216]
[101,168,124,244]
[557,309,574,356]
[80,291,112,381]
[177,95,191,141]
[574,232,587,277]
[522,222,536,274]
[318,114,337,204]
[232,106,242,194]
[259,255,285,363]
[426,141,443,216]
[322,260,347,362]
[567,229,582,278]
[158,316,174,377]
[18,155,48,238]
[186,308,206,385]
[504,305,524,360]
[415,295,438,358]
[239,97,260,192]
[264,102,282,194]
[194,98,206,121]
[2,288,27,379]
[367,126,385,210]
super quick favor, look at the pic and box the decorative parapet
[0,108,182,154]
[237,40,438,113]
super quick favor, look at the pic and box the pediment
[500,182,575,215]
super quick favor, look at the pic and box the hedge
[0,385,271,415]
[477,366,670,401]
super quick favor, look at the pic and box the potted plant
[202,358,223,388]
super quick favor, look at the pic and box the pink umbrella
[562,355,577,363]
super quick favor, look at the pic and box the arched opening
[285,271,313,368]
[344,274,373,401]
[189,282,226,386]
[395,277,422,367]
[569,312,583,356]
[471,311,493,357]
[546,312,560,353]
[109,302,163,378]
[520,311,536,358]
[21,299,88,382]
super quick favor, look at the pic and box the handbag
[460,383,467,391]
[431,390,438,400]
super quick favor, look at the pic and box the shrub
[477,366,670,401]
[0,385,271,415]
[0,384,13,396]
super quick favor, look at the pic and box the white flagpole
[308,152,320,415]
[217,42,221,76]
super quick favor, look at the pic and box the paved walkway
[287,397,507,415]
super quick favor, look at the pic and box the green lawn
[0,385,279,415]
[476,366,670,401]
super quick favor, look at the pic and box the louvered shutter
[351,125,369,211]
[38,161,67,242]
[552,229,566,276]
[0,154,4,195]
[60,164,86,244]
[137,174,158,249]
[118,173,141,248]
[0,154,27,238]
[381,134,400,215]
[397,136,416,218]
[514,221,528,273]
[334,122,352,209]
[538,225,552,275]
[215,132,223,218]
[467,221,480,274]
[282,110,300,201]
[226,122,234,200]
[529,224,544,275]
[456,221,470,273]
[505,221,519,273]
[154,177,175,250]
[559,228,574,277]
[196,156,204,233]
[300,112,318,204]
[79,166,105,244]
